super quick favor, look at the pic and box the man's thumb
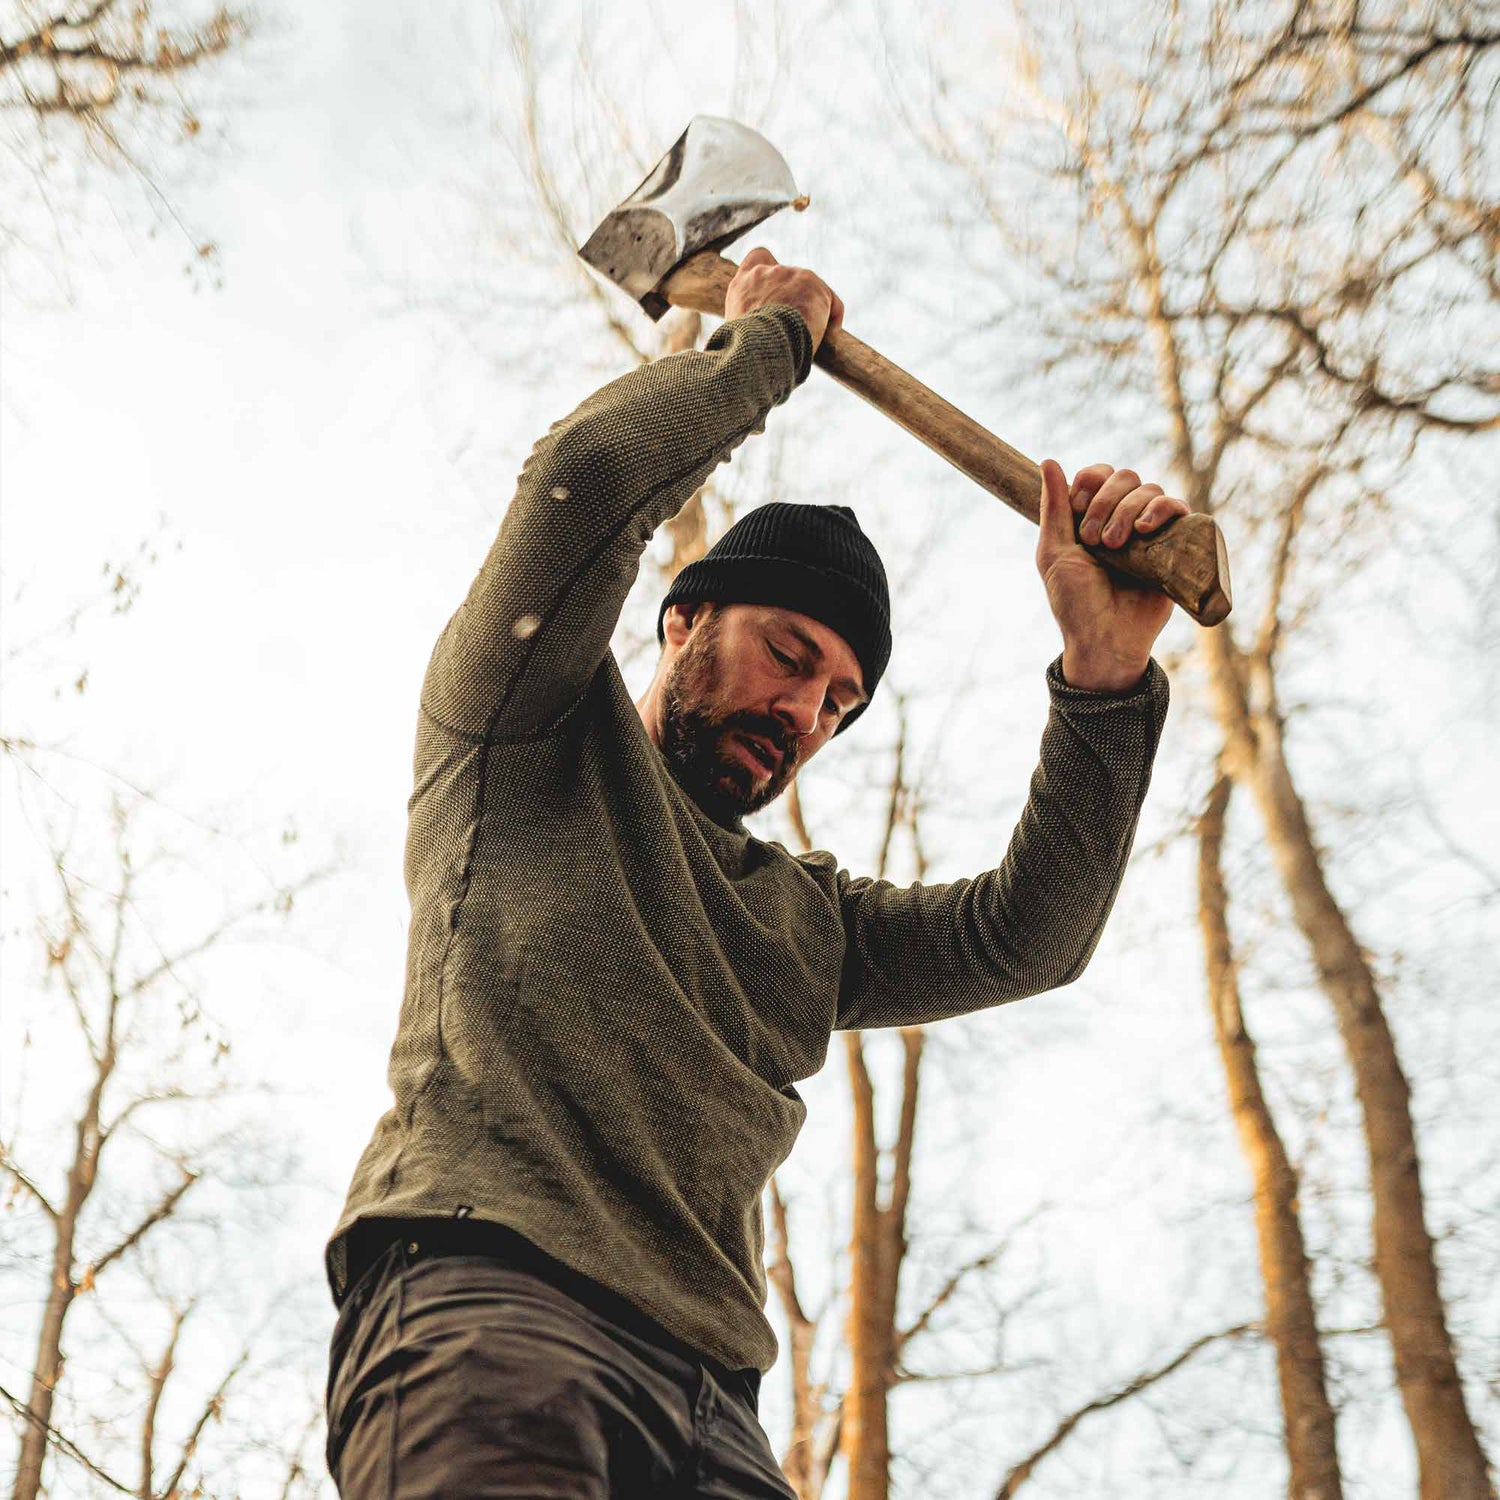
[1037,459,1076,561]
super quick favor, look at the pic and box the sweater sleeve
[420,305,815,739]
[829,656,1170,1031]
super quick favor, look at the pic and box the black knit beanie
[656,503,891,734]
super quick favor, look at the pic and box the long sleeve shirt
[325,304,1170,1374]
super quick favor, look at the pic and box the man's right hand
[724,247,843,351]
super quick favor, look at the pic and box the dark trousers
[324,1225,797,1498]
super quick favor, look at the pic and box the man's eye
[769,645,795,667]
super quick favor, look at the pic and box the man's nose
[772,683,823,739]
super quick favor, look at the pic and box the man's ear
[662,601,711,649]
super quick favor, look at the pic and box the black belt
[336,1216,761,1409]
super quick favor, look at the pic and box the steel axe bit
[578,115,1231,627]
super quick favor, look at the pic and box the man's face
[657,602,867,826]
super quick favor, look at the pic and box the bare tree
[0,786,333,1500]
[891,2,1497,1493]
[0,0,251,289]
[1198,766,1341,1498]
[1,547,338,1498]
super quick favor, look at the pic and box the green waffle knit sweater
[326,304,1170,1375]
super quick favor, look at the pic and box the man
[323,248,1182,1498]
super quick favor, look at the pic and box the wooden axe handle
[660,251,1232,628]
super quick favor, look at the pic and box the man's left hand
[1036,459,1190,693]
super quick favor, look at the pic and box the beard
[658,614,800,827]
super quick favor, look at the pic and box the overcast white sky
[2,2,1497,1494]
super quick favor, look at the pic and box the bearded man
[322,248,1183,1498]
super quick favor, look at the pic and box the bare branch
[157,1341,253,1500]
[881,1025,922,1297]
[784,777,814,855]
[275,1407,326,1500]
[122,858,342,1001]
[139,1301,191,1499]
[0,5,249,119]
[766,1175,813,1333]
[1252,465,1325,673]
[0,1378,135,1495]
[496,0,653,369]
[893,1240,1010,1357]
[1,1148,59,1220]
[86,1163,199,1280]
[994,1324,1257,1497]
[99,1084,197,1142]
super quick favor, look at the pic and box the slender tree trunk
[766,1176,821,1500]
[839,716,928,1500]
[658,309,711,583]
[12,1046,113,1500]
[12,1241,77,1500]
[1205,629,1495,1500]
[842,1028,893,1500]
[1198,770,1343,1499]
[140,1310,186,1499]
[840,1019,926,1500]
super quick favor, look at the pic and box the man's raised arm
[828,657,1169,1031]
[420,303,813,740]
[829,455,1186,1030]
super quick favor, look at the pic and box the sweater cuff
[731,304,816,388]
[1045,654,1170,715]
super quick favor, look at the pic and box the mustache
[718,711,798,769]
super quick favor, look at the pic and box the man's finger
[1070,464,1114,509]
[1135,495,1190,533]
[739,246,777,270]
[1098,483,1162,548]
[1079,468,1141,543]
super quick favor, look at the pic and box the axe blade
[579,115,802,320]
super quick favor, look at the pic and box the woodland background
[2,1,1497,1496]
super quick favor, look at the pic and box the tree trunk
[1198,770,1343,1499]
[12,1019,115,1500]
[842,1029,893,1500]
[838,717,927,1500]
[11,1240,76,1500]
[658,308,710,584]
[840,1022,925,1500]
[766,1176,822,1500]
[1204,628,1495,1500]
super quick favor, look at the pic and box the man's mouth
[732,732,781,776]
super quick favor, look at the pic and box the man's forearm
[832,656,1170,1030]
[420,306,814,739]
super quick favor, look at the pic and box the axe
[579,116,1231,627]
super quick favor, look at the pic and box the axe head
[579,116,803,321]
